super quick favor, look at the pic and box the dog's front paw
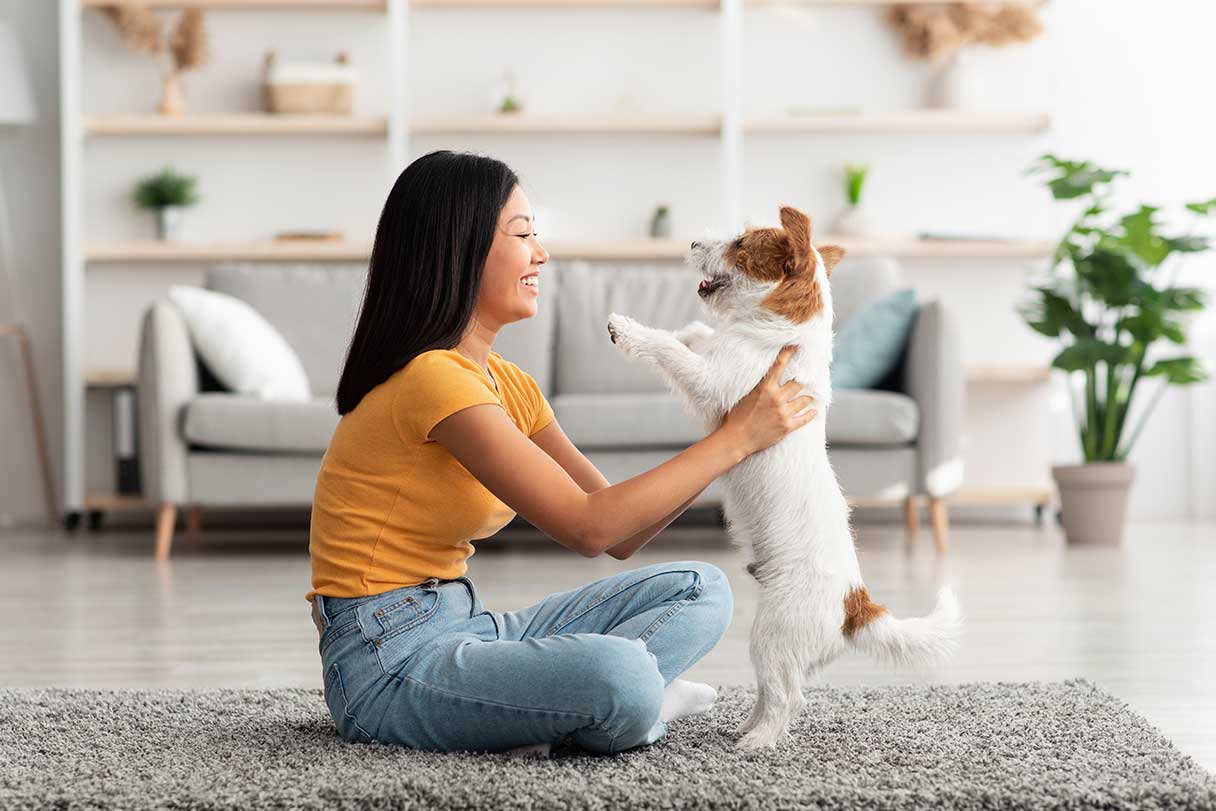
[607,313,646,357]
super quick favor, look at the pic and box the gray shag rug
[2,680,1213,811]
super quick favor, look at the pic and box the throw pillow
[167,285,311,401]
[831,288,918,389]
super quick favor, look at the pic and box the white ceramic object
[926,49,985,110]
[832,204,875,237]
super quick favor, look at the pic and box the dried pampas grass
[887,2,1046,62]
[102,3,212,72]
[169,9,211,72]
[101,5,162,55]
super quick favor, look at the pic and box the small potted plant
[833,164,873,236]
[1020,154,1212,545]
[493,68,524,115]
[134,167,201,241]
[650,204,672,238]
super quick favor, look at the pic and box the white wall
[1,0,1213,524]
[1,0,61,528]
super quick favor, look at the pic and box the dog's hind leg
[737,606,809,748]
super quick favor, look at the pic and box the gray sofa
[137,257,963,560]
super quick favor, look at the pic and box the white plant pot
[156,206,184,241]
[832,205,874,237]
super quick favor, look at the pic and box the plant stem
[1084,367,1099,461]
[1117,379,1169,459]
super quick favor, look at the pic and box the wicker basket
[263,50,356,115]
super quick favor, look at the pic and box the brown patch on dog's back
[841,586,888,636]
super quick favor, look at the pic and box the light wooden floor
[1,517,1213,772]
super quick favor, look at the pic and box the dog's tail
[841,585,961,667]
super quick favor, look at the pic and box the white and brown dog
[606,205,962,749]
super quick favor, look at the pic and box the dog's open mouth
[698,277,726,298]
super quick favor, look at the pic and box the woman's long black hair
[335,150,519,415]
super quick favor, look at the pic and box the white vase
[832,204,873,237]
[926,50,983,110]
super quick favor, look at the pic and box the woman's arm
[528,419,702,559]
[428,345,814,556]
[525,418,705,559]
[430,405,744,556]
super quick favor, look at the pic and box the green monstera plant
[1021,154,1212,463]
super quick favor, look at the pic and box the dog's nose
[690,241,701,250]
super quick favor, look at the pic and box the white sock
[502,741,552,758]
[659,678,718,723]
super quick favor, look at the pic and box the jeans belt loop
[311,596,327,636]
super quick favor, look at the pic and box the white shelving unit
[60,0,1052,521]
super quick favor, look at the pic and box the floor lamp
[0,20,57,529]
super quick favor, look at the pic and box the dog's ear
[818,243,845,277]
[778,206,812,274]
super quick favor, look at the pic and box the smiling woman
[306,150,817,759]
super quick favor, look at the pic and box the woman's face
[476,185,549,329]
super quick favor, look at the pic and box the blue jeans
[311,559,733,754]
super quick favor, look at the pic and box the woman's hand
[717,345,817,456]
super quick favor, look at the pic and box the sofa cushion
[182,393,338,453]
[828,389,919,446]
[555,261,714,395]
[207,264,366,399]
[832,288,918,389]
[167,284,312,401]
[555,388,918,449]
[831,255,903,330]
[554,393,705,449]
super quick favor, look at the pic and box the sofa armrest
[136,300,199,504]
[902,300,966,498]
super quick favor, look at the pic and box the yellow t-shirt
[305,348,555,602]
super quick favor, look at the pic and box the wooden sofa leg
[155,503,177,561]
[929,498,950,554]
[903,497,919,538]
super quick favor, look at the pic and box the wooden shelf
[949,487,1054,507]
[85,368,138,388]
[86,240,375,263]
[84,492,156,511]
[417,0,716,6]
[411,115,721,135]
[748,0,1022,5]
[747,111,1051,135]
[966,365,1052,385]
[85,114,389,137]
[82,0,386,9]
[84,236,1051,263]
[832,236,1051,259]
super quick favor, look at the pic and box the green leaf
[1028,154,1128,200]
[1052,340,1131,373]
[1162,286,1207,311]
[1115,206,1171,266]
[1164,235,1211,253]
[1185,197,1216,215]
[1020,286,1093,339]
[1145,356,1208,384]
[1074,248,1147,306]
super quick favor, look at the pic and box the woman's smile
[520,272,539,293]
